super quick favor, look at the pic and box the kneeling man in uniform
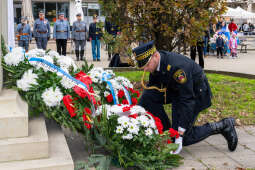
[132,41,238,154]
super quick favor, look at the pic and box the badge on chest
[173,69,187,84]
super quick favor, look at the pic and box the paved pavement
[28,41,255,169]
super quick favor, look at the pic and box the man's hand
[89,37,92,41]
[172,137,183,154]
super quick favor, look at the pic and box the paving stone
[236,127,255,144]
[201,156,242,170]
[174,159,207,170]
[180,148,195,160]
[243,126,255,136]
[185,145,225,159]
[204,134,227,145]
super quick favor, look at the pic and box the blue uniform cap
[39,10,44,14]
[21,16,27,21]
[132,40,157,68]
[58,12,65,16]
[76,13,81,16]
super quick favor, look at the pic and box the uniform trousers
[74,40,86,50]
[18,40,29,52]
[138,88,213,146]
[190,45,204,68]
[36,37,48,50]
[56,39,67,56]
[91,38,101,60]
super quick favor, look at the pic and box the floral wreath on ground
[2,47,183,169]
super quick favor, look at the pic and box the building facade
[13,0,104,26]
[226,0,255,13]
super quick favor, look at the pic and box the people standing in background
[190,39,204,68]
[228,19,238,33]
[243,22,249,35]
[16,17,32,52]
[229,33,238,59]
[216,17,223,31]
[89,15,102,61]
[53,12,70,56]
[203,30,210,57]
[105,18,121,61]
[216,33,224,59]
[33,10,51,50]
[72,13,87,61]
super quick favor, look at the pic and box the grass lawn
[115,71,255,126]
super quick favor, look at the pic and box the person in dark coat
[89,15,102,61]
[133,41,238,154]
[190,39,204,68]
[216,33,224,58]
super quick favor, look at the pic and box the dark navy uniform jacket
[148,50,212,129]
[89,23,102,40]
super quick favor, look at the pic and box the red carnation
[134,90,140,98]
[73,86,89,99]
[147,112,164,134]
[75,71,92,86]
[128,113,138,119]
[106,94,113,103]
[63,95,76,117]
[167,139,172,144]
[117,104,122,106]
[128,88,134,93]
[84,107,92,115]
[118,90,125,98]
[122,106,131,112]
[169,128,180,139]
[131,97,138,105]
[82,114,92,129]
[122,99,129,104]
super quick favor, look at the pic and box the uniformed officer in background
[16,16,32,52]
[105,18,121,61]
[72,13,87,61]
[33,10,50,50]
[89,15,102,61]
[133,41,238,154]
[53,12,70,56]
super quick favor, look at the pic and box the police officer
[89,15,102,61]
[105,18,120,60]
[16,17,32,52]
[53,12,70,56]
[72,13,87,61]
[33,10,50,50]
[133,41,238,154]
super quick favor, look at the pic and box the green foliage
[1,34,8,57]
[99,0,226,51]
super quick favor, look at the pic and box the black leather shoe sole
[222,117,238,152]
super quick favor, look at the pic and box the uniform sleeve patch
[173,69,187,84]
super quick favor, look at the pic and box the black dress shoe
[93,59,96,61]
[210,117,238,151]
[97,58,101,61]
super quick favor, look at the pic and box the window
[57,2,69,20]
[32,2,70,23]
[32,2,44,19]
[45,3,57,22]
[88,9,99,16]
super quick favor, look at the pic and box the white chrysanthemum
[145,128,153,136]
[117,116,130,128]
[149,120,157,129]
[116,126,124,134]
[104,91,110,97]
[138,115,150,127]
[16,69,38,91]
[42,87,63,107]
[12,47,24,53]
[122,134,133,140]
[130,105,146,114]
[57,55,77,71]
[26,48,45,58]
[48,50,60,59]
[130,118,139,125]
[95,105,112,118]
[60,76,76,89]
[127,123,139,135]
[4,50,25,66]
[115,76,133,89]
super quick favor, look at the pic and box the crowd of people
[15,11,120,62]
